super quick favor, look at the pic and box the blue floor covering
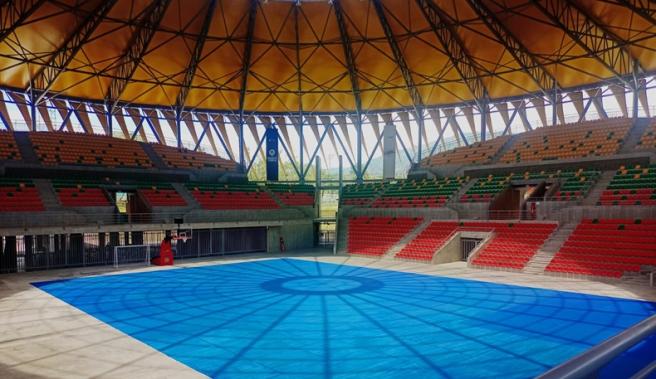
[34,258,656,378]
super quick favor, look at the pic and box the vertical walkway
[618,118,651,154]
[12,132,40,164]
[383,218,431,259]
[523,222,576,274]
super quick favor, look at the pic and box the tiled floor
[0,249,654,378]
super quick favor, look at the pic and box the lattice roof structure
[1,0,654,113]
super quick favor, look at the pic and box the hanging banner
[266,127,279,181]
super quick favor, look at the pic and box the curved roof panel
[1,0,654,112]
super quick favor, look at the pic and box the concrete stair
[171,183,200,208]
[13,132,40,164]
[523,222,576,274]
[383,218,431,259]
[618,117,651,154]
[32,179,64,211]
[489,134,518,164]
[581,170,615,206]
[140,143,168,169]
[447,178,477,206]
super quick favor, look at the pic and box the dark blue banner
[266,127,279,181]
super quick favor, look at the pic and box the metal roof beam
[466,0,558,97]
[237,0,258,168]
[106,0,171,110]
[333,0,362,117]
[176,0,217,110]
[416,0,488,104]
[371,0,424,113]
[32,0,117,104]
[238,0,257,116]
[531,0,641,88]
[0,0,46,42]
[617,0,656,27]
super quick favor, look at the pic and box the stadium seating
[460,170,599,203]
[499,118,631,163]
[53,180,111,207]
[546,219,656,278]
[636,119,656,150]
[0,132,20,161]
[137,184,187,207]
[469,222,557,270]
[371,177,466,208]
[420,135,510,167]
[347,217,421,257]
[0,179,44,212]
[30,132,152,168]
[549,169,601,201]
[395,221,459,261]
[151,143,238,171]
[186,182,279,210]
[267,183,315,206]
[340,182,385,206]
[598,165,656,206]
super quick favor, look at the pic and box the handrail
[537,314,656,379]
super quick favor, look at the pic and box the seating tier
[469,222,557,270]
[546,219,656,278]
[395,221,459,261]
[30,132,152,168]
[186,182,279,210]
[420,136,510,167]
[599,165,656,206]
[347,217,421,257]
[137,185,187,207]
[636,119,656,150]
[460,170,599,203]
[499,118,631,163]
[53,180,111,207]
[267,183,315,206]
[0,132,20,161]
[0,179,44,212]
[150,143,237,171]
[371,177,466,208]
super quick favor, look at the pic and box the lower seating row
[546,218,656,278]
[186,182,279,210]
[267,183,315,206]
[347,218,557,270]
[0,179,44,212]
[346,217,421,256]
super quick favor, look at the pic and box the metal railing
[538,314,656,379]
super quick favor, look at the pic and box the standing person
[279,236,286,253]
[152,235,174,265]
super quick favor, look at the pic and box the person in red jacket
[152,235,174,266]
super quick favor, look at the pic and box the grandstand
[0,1,655,378]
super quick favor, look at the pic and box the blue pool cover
[34,258,656,378]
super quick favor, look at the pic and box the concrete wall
[432,234,461,264]
[267,221,314,253]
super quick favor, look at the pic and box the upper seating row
[0,131,239,172]
[420,136,510,167]
[421,117,633,169]
[0,132,20,162]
